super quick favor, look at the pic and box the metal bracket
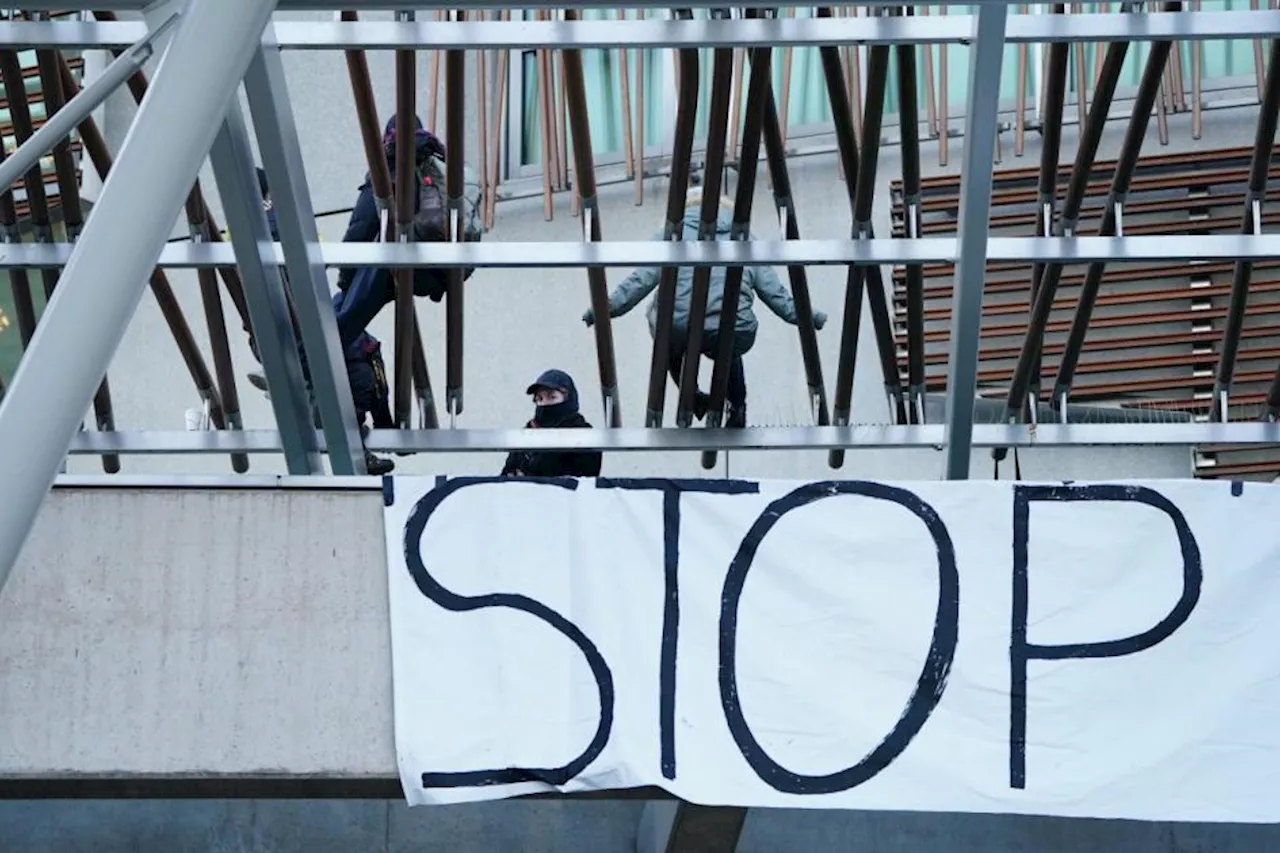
[905,199,920,239]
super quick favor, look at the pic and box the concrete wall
[3,799,1279,853]
[2,485,1277,852]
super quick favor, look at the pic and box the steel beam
[0,80,37,351]
[1052,3,1181,414]
[895,7,927,426]
[9,235,1280,269]
[339,10,437,429]
[1212,37,1280,421]
[2,47,118,475]
[58,421,1278,455]
[677,36,733,428]
[77,27,254,336]
[209,100,322,476]
[0,17,172,196]
[99,7,248,474]
[644,17,698,428]
[245,40,367,475]
[3,12,1280,50]
[391,14,416,429]
[756,60,831,441]
[0,1,1046,10]
[1023,5,1070,415]
[941,2,1008,480]
[444,28,465,421]
[1003,6,1132,422]
[563,9,622,427]
[704,32,773,468]
[35,44,123,474]
[0,0,279,593]
[830,19,906,469]
[58,51,239,464]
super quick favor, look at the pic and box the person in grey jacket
[582,190,827,428]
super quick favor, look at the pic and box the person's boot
[364,451,395,475]
[726,401,747,429]
[693,391,711,422]
[247,372,270,399]
[357,422,395,474]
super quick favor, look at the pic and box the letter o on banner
[719,481,960,795]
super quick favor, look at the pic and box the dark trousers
[334,266,394,351]
[348,354,394,429]
[667,327,752,412]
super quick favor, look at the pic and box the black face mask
[534,398,575,427]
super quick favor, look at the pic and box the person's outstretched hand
[582,308,595,328]
[812,310,828,330]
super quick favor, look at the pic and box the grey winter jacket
[605,206,799,338]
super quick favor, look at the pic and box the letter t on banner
[596,478,760,782]
[1009,485,1203,789]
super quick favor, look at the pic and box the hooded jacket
[501,370,603,478]
[336,116,481,297]
[604,206,800,338]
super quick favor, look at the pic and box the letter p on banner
[1009,485,1202,789]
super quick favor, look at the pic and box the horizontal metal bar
[6,235,1280,269]
[5,12,1280,50]
[53,473,385,490]
[0,1,1138,12]
[0,775,671,801]
[63,423,1280,454]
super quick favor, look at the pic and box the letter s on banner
[401,476,616,790]
[1009,484,1202,789]
[719,481,960,795]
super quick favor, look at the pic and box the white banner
[383,476,1280,822]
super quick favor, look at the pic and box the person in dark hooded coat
[246,169,397,476]
[582,189,828,428]
[331,116,447,351]
[501,369,603,478]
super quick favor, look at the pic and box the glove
[812,310,828,331]
[582,309,595,328]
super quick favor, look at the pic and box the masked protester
[501,369,603,478]
[583,188,828,428]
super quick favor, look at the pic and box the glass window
[509,5,1262,182]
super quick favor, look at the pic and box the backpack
[411,155,482,299]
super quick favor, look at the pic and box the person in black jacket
[501,369,603,478]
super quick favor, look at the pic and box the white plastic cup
[184,407,205,431]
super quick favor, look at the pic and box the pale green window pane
[0,270,47,386]
[521,4,1269,172]
[520,9,665,168]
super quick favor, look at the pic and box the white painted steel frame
[61,423,1280,454]
[1,235,1279,267]
[4,12,1280,50]
[0,0,1204,10]
[0,0,280,589]
[942,3,1007,479]
[0,0,1264,599]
